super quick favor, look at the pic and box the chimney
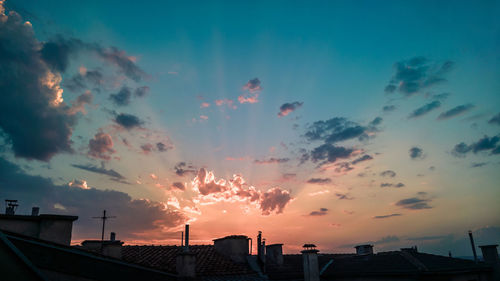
[81,237,123,259]
[355,244,374,255]
[5,199,18,215]
[469,230,478,263]
[266,244,284,266]
[177,224,196,279]
[479,245,499,264]
[302,244,320,281]
[31,207,39,216]
[110,232,116,241]
[213,235,250,263]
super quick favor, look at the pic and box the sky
[0,0,499,256]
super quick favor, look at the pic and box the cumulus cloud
[114,113,144,130]
[409,146,424,159]
[308,144,355,166]
[380,170,396,177]
[88,131,115,160]
[71,163,125,180]
[0,157,186,240]
[308,208,329,216]
[451,135,500,157]
[408,101,441,118]
[305,117,373,143]
[306,178,332,185]
[191,168,292,215]
[385,57,454,95]
[373,213,402,219]
[396,193,432,210]
[278,101,303,117]
[254,157,290,164]
[68,179,89,189]
[437,104,475,120]
[109,86,132,106]
[238,78,262,104]
[174,162,197,177]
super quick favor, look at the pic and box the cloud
[68,179,89,190]
[396,193,432,210]
[382,105,397,112]
[409,146,424,159]
[238,78,262,104]
[0,8,78,161]
[171,182,185,191]
[351,154,373,165]
[407,235,449,241]
[68,90,93,115]
[335,192,353,200]
[471,162,488,168]
[278,101,303,117]
[109,86,132,106]
[305,117,370,143]
[408,101,441,118]
[140,143,154,154]
[309,144,355,166]
[380,170,396,177]
[114,113,144,130]
[451,135,500,157]
[385,57,454,95]
[306,178,332,185]
[191,168,292,215]
[174,162,197,177]
[308,208,329,216]
[380,182,405,188]
[254,157,290,164]
[488,112,500,126]
[0,156,186,240]
[64,68,104,92]
[156,142,172,152]
[437,104,475,120]
[134,86,149,97]
[373,213,402,219]
[214,99,237,109]
[71,163,125,180]
[200,102,210,108]
[88,131,115,160]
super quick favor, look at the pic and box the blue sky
[1,0,499,255]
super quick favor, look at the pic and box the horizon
[0,0,499,257]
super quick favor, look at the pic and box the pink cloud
[238,78,262,104]
[215,99,237,109]
[200,102,210,108]
[200,115,208,120]
[88,131,115,160]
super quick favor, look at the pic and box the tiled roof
[321,251,492,277]
[122,245,259,277]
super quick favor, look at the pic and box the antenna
[5,199,19,215]
[92,210,116,242]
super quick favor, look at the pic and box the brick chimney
[266,244,284,265]
[302,244,319,281]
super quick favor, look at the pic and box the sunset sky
[1,0,499,256]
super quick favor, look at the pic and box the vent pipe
[184,224,190,252]
[468,230,478,263]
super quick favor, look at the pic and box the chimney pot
[302,245,320,281]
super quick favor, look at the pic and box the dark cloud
[243,78,262,92]
[109,86,132,106]
[174,162,197,177]
[452,135,500,157]
[278,101,303,117]
[380,182,405,188]
[309,144,355,166]
[40,37,83,73]
[409,146,424,159]
[71,163,125,180]
[259,187,292,215]
[140,143,153,154]
[64,69,104,92]
[370,117,383,126]
[351,154,373,165]
[335,193,353,200]
[396,193,432,210]
[306,178,332,185]
[0,157,186,240]
[254,157,290,164]
[437,104,475,120]
[171,182,186,191]
[471,162,488,168]
[408,101,441,118]
[305,117,368,143]
[407,235,449,241]
[134,86,150,97]
[380,170,396,177]
[489,113,500,126]
[385,57,454,95]
[68,90,93,115]
[308,208,329,216]
[383,105,397,112]
[156,142,172,152]
[114,113,144,130]
[373,213,402,219]
[88,132,115,160]
[0,9,77,161]
[427,92,451,101]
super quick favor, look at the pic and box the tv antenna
[92,210,116,241]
